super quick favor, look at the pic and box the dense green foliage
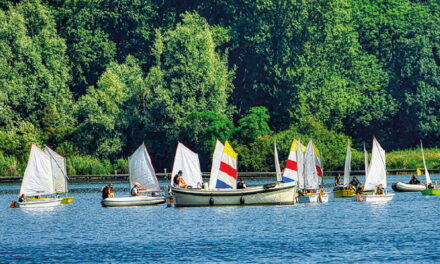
[0,0,438,175]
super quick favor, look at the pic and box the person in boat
[334,175,341,186]
[349,176,362,189]
[101,183,114,199]
[176,172,189,189]
[408,175,421,184]
[237,177,246,189]
[376,184,384,195]
[130,182,142,196]
[427,182,435,189]
[173,171,181,186]
[18,194,26,202]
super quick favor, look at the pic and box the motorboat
[171,140,296,207]
[392,182,426,192]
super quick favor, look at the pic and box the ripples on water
[0,175,439,263]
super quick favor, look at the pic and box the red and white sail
[282,139,304,183]
[215,141,238,189]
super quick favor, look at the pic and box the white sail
[420,141,432,185]
[304,141,319,189]
[171,142,203,188]
[274,139,282,182]
[44,146,67,193]
[343,142,351,186]
[364,138,387,191]
[20,145,54,196]
[129,143,160,192]
[364,144,369,176]
[297,139,304,189]
[209,140,224,189]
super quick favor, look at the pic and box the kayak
[392,182,426,192]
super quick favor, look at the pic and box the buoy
[9,200,16,208]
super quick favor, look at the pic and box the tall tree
[0,0,74,147]
[145,13,235,167]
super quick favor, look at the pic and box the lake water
[1,175,439,263]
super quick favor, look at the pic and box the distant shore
[1,169,438,183]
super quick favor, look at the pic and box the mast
[274,138,282,182]
[420,140,432,185]
[363,143,369,177]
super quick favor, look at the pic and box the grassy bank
[0,148,438,177]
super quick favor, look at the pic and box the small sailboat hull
[101,196,166,207]
[298,193,329,203]
[421,189,440,196]
[61,197,74,204]
[392,182,426,192]
[353,193,394,202]
[15,198,62,208]
[333,188,355,198]
[172,182,296,207]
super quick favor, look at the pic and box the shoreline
[1,169,438,183]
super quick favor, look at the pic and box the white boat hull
[101,196,166,207]
[298,193,329,203]
[353,193,394,202]
[172,182,296,207]
[15,198,62,208]
[392,182,426,192]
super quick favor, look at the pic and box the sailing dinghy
[101,143,165,207]
[420,141,440,196]
[333,142,355,198]
[171,141,296,207]
[11,145,62,208]
[353,138,394,202]
[298,140,329,203]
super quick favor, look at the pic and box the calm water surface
[0,175,439,263]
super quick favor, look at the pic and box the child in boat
[101,183,114,199]
[376,184,384,195]
[18,194,26,202]
[334,175,341,186]
[130,182,142,196]
[349,176,362,189]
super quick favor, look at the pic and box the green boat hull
[421,189,440,196]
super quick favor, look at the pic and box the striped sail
[282,139,300,183]
[209,140,224,189]
[296,139,304,189]
[314,144,323,178]
[215,141,238,189]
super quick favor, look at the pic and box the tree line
[0,0,438,175]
